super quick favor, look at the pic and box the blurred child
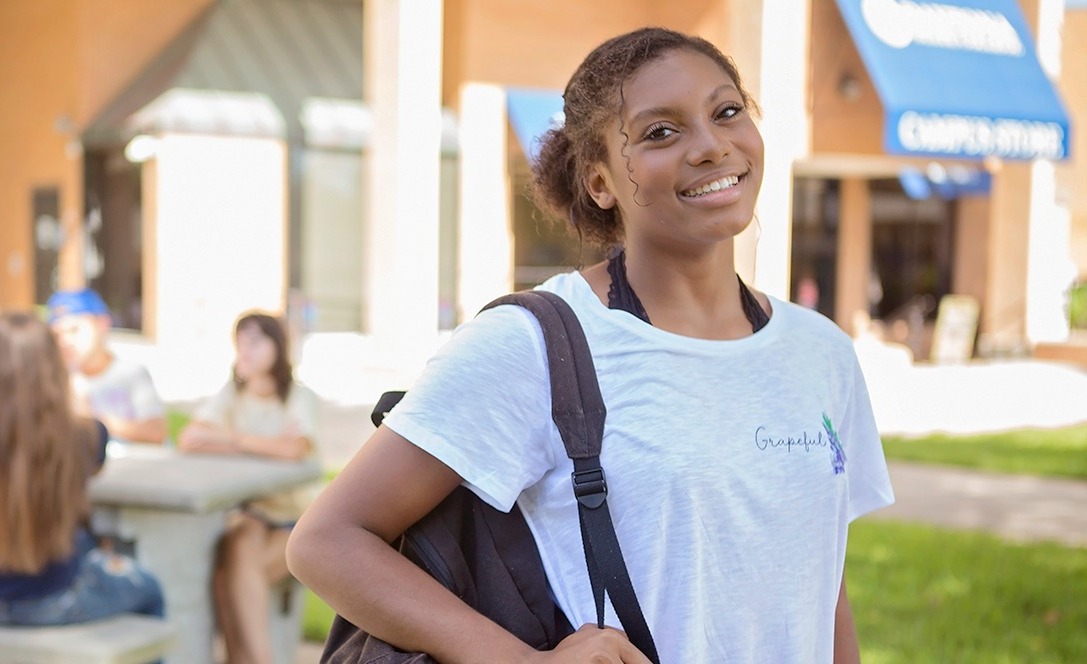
[178,311,317,664]
[0,310,164,625]
[47,288,167,445]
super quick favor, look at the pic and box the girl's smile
[678,171,750,208]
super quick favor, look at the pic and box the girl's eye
[643,123,676,141]
[716,104,744,121]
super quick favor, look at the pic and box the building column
[983,162,1032,352]
[985,156,1073,351]
[836,178,871,335]
[729,0,810,299]
[1024,0,1074,344]
[1025,160,1074,344]
[978,0,1071,352]
[362,0,444,369]
[456,84,513,322]
[952,196,989,306]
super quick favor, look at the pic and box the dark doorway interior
[31,187,61,305]
[84,147,143,331]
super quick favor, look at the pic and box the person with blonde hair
[0,310,163,625]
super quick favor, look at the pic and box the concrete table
[88,443,322,664]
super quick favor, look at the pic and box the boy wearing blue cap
[47,288,167,445]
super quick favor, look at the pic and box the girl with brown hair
[179,311,318,664]
[0,310,163,625]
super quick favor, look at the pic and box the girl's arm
[286,425,651,664]
[98,414,167,446]
[833,574,862,664]
[177,420,311,460]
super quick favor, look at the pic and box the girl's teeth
[684,175,740,197]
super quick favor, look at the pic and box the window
[83,147,144,330]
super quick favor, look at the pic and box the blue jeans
[0,547,164,626]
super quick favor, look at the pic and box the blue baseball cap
[46,288,110,323]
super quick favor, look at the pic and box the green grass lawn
[848,520,1087,663]
[303,589,338,643]
[301,520,1087,660]
[882,424,1087,480]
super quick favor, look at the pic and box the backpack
[319,290,659,663]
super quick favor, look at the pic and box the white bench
[89,446,322,662]
[0,613,177,664]
[268,576,306,664]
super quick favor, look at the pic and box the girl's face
[587,49,764,252]
[234,323,278,380]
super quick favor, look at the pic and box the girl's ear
[585,164,617,210]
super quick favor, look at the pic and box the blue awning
[507,88,564,163]
[835,0,1071,161]
[899,165,992,199]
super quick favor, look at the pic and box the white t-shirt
[73,357,164,424]
[193,381,319,523]
[384,272,895,663]
[193,381,318,441]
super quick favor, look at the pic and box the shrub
[1067,282,1087,330]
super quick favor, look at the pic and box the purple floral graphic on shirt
[822,413,847,475]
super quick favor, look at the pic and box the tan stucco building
[1,0,1084,396]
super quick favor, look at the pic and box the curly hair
[529,27,757,249]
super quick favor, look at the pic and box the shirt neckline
[565,271,784,352]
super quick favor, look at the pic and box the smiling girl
[287,27,893,663]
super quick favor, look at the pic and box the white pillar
[363,0,444,369]
[1026,160,1074,343]
[456,84,514,321]
[1025,0,1073,344]
[151,134,287,401]
[735,0,810,299]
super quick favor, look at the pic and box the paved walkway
[873,461,1087,547]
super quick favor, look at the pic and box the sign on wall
[835,0,1072,161]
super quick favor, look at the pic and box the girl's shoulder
[286,381,318,408]
[770,297,854,344]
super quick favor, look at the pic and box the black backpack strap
[483,291,660,664]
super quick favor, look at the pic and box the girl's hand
[522,624,653,664]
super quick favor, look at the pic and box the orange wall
[0,0,210,307]
[77,0,214,124]
[1060,10,1087,277]
[443,0,739,99]
[809,0,883,156]
[0,0,79,307]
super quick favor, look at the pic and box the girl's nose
[687,122,730,165]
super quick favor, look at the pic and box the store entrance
[869,177,954,357]
[791,176,955,358]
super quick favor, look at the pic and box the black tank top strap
[737,275,770,332]
[607,251,652,324]
[606,249,769,333]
